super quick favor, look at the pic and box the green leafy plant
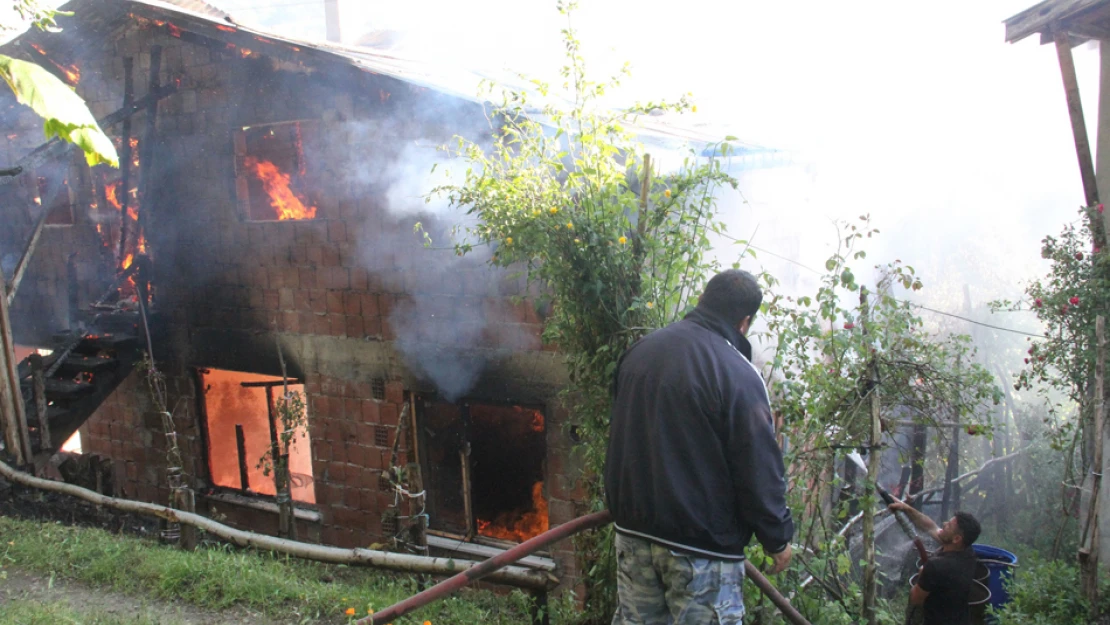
[432,2,742,619]
[762,220,1000,620]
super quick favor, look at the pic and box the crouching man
[888,499,982,625]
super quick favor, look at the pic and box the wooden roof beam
[1005,0,1110,43]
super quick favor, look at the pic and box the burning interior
[419,399,549,544]
[200,368,315,503]
[235,121,318,222]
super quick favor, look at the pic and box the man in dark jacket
[605,269,794,624]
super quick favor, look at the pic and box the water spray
[847,451,929,564]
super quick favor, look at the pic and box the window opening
[234,121,319,221]
[200,368,316,503]
[419,400,548,543]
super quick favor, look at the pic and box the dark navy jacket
[604,306,794,560]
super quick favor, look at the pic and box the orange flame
[105,182,123,210]
[477,482,549,543]
[29,43,79,85]
[122,253,134,270]
[216,24,236,33]
[240,48,253,58]
[243,157,317,220]
[168,23,182,38]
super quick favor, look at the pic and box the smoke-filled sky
[206,1,1097,333]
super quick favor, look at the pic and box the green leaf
[0,54,118,167]
[825,258,837,271]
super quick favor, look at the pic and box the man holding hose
[888,499,981,625]
[605,269,794,625]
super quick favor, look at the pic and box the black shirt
[918,546,977,625]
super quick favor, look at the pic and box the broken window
[199,368,316,503]
[417,399,548,543]
[233,121,319,222]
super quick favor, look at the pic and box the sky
[204,1,1098,333]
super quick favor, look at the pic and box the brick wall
[2,13,591,593]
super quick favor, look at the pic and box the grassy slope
[0,516,533,624]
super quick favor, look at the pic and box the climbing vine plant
[758,219,1001,623]
[433,1,741,619]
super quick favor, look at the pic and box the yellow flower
[532,209,540,216]
[369,608,375,614]
[506,237,513,245]
[574,238,581,244]
[692,105,698,113]
[618,236,627,245]
[424,622,432,625]
[345,607,356,616]
[566,222,574,230]
[664,189,671,198]
[342,598,348,602]
[549,207,558,214]
[647,302,654,309]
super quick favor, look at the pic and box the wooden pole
[29,353,49,450]
[0,287,29,465]
[116,57,135,266]
[859,286,880,625]
[235,424,249,491]
[5,203,51,307]
[1055,31,1102,214]
[909,423,927,509]
[1081,315,1105,619]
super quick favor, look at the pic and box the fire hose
[365,510,812,625]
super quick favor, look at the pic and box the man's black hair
[954,511,981,546]
[697,269,763,327]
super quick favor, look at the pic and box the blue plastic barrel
[973,544,1018,611]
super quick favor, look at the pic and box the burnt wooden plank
[81,334,139,351]
[43,378,95,397]
[58,355,119,373]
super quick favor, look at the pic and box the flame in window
[243,156,317,220]
[476,481,549,542]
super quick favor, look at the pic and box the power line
[728,240,1049,339]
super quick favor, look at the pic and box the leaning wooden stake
[1081,315,1105,619]
[859,286,881,625]
[0,286,29,465]
[0,456,548,588]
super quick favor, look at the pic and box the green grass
[0,516,534,624]
[0,600,184,625]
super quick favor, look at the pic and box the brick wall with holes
[5,12,589,596]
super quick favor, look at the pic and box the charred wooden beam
[134,46,162,255]
[116,57,135,265]
[0,85,178,191]
[5,200,51,307]
[239,379,305,388]
[29,353,49,450]
[235,423,249,491]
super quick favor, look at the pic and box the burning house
[0,0,587,592]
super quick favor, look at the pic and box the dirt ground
[0,566,273,624]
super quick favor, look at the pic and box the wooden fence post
[1081,315,1105,618]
